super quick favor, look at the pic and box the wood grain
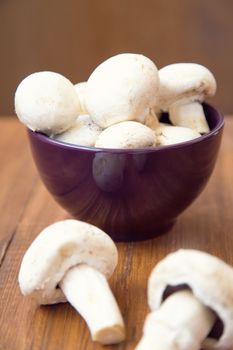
[1,116,233,350]
[0,0,233,115]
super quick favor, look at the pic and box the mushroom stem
[60,264,125,345]
[169,101,210,134]
[144,108,160,130]
[135,290,216,350]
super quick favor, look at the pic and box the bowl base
[102,220,176,242]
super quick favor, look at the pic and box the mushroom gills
[169,102,210,134]
[60,263,125,345]
[135,290,216,350]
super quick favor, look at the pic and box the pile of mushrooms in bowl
[14,53,224,241]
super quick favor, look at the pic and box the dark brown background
[0,0,233,115]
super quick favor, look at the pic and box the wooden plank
[0,118,39,266]
[1,117,233,350]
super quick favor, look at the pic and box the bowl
[27,104,224,242]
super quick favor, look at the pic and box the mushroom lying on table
[15,71,81,135]
[85,53,160,128]
[158,63,216,134]
[18,219,125,345]
[135,249,233,350]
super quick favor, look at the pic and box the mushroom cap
[155,123,201,146]
[85,53,159,128]
[53,114,102,147]
[148,249,233,350]
[18,219,118,305]
[95,121,156,149]
[158,63,217,111]
[74,82,88,114]
[15,71,80,135]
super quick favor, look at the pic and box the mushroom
[144,109,160,130]
[74,82,88,114]
[85,53,159,128]
[158,63,217,134]
[155,123,201,146]
[53,114,103,147]
[18,219,125,345]
[15,71,80,135]
[136,249,233,350]
[95,121,156,149]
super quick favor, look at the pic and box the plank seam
[0,177,39,268]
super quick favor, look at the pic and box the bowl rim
[28,103,225,154]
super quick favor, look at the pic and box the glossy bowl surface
[28,104,224,241]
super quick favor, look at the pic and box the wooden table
[0,116,233,350]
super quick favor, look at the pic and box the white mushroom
[18,219,125,345]
[144,109,160,130]
[85,53,159,128]
[74,82,88,114]
[53,114,102,147]
[155,123,201,146]
[95,121,156,149]
[158,63,217,134]
[15,71,81,135]
[136,249,233,350]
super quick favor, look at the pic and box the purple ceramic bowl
[28,104,224,242]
